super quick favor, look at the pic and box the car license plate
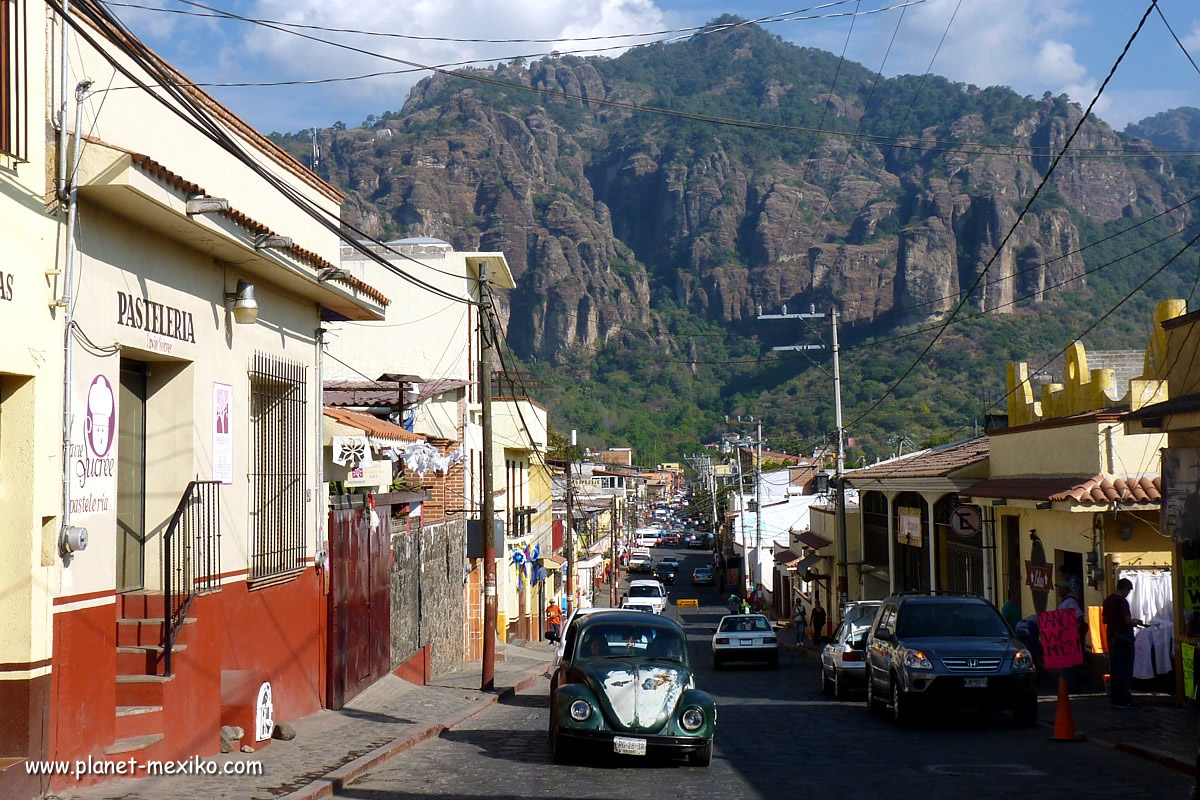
[613,736,647,756]
[963,677,988,688]
[740,639,753,646]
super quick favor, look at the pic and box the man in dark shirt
[1102,578,1142,708]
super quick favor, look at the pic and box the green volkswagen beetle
[549,610,716,766]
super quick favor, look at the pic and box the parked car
[626,580,669,614]
[653,562,678,585]
[819,601,880,699]
[691,566,714,585]
[711,614,778,668]
[550,611,716,766]
[863,594,1038,726]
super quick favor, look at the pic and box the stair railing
[163,480,221,676]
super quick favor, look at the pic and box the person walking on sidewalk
[792,602,807,646]
[1103,578,1143,708]
[545,600,563,643]
[810,599,827,646]
[727,593,740,615]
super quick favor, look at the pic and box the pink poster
[1038,608,1084,670]
[213,383,233,484]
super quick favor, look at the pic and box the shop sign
[212,383,233,484]
[1025,561,1053,592]
[346,460,391,488]
[116,291,196,355]
[69,350,119,521]
[0,270,13,301]
[897,507,922,547]
[1038,608,1083,670]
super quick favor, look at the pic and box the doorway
[116,360,147,593]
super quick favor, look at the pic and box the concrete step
[104,733,164,757]
[114,705,163,740]
[119,592,167,619]
[117,616,193,647]
[115,674,172,707]
[116,644,187,676]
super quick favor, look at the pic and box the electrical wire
[102,0,1200,160]
[1154,3,1200,78]
[838,0,1160,437]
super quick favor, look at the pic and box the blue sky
[112,0,1200,136]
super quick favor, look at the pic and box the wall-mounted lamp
[185,194,230,215]
[255,233,293,250]
[225,279,259,325]
[1029,528,1039,541]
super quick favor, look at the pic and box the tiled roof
[846,437,989,482]
[322,406,421,442]
[963,474,1161,506]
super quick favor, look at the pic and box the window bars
[249,352,307,579]
[0,0,27,161]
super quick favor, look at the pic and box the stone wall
[390,516,467,677]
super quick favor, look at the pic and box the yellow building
[963,303,1178,672]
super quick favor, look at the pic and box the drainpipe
[56,1,71,204]
[315,323,327,570]
[1105,425,1116,474]
[59,79,91,548]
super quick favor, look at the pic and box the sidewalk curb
[280,662,551,800]
[1036,717,1196,778]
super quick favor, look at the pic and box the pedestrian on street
[739,598,751,615]
[1000,588,1022,630]
[792,602,807,646]
[1056,581,1087,692]
[1103,577,1143,708]
[545,600,563,643]
[727,593,740,615]
[810,599,827,645]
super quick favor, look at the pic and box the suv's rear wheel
[866,672,883,714]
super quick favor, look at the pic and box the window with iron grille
[1,0,26,161]
[249,353,307,579]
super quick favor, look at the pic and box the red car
[663,532,681,546]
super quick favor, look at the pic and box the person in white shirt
[1056,581,1087,692]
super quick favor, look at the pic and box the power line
[838,0,1160,436]
[1154,4,1200,78]
[106,0,1200,160]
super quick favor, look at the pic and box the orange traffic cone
[1049,674,1087,742]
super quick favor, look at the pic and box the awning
[796,531,832,549]
[963,474,1161,507]
[774,549,801,565]
[540,555,566,569]
[577,555,603,570]
[790,554,821,574]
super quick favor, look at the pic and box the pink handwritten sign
[1038,608,1083,670]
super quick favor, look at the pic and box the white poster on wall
[70,349,120,524]
[213,382,233,484]
[897,507,923,547]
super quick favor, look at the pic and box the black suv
[653,562,678,585]
[863,593,1037,725]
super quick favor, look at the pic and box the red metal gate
[326,496,391,709]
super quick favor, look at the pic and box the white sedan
[711,614,779,669]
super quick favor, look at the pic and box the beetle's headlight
[569,699,592,721]
[1012,649,1034,672]
[903,649,933,670]
[680,707,704,731]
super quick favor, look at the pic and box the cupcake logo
[85,375,115,458]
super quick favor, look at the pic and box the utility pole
[758,304,849,609]
[610,495,618,607]
[479,264,496,691]
[565,430,576,613]
[755,421,763,600]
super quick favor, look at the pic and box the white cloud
[1182,20,1200,52]
[229,0,672,126]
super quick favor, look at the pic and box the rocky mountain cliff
[283,21,1192,367]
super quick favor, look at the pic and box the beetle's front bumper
[558,728,710,754]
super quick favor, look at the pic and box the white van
[635,527,661,548]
